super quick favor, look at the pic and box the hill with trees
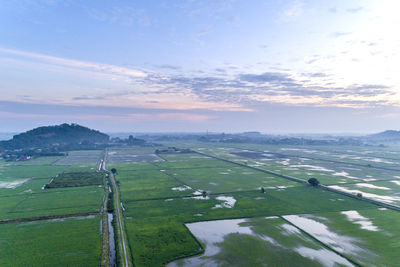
[0,123,109,150]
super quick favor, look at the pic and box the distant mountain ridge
[0,123,109,149]
[368,130,400,141]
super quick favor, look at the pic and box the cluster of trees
[110,135,146,146]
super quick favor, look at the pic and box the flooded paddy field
[166,209,400,267]
[53,150,103,168]
[328,180,400,205]
[109,163,197,201]
[284,208,400,266]
[169,216,354,267]
[118,142,400,266]
[3,143,399,266]
[0,158,104,221]
[155,153,234,169]
[0,160,69,181]
[0,215,101,267]
[176,143,400,186]
[107,147,164,163]
[163,164,300,194]
[0,154,105,266]
[109,145,379,266]
[213,143,400,170]
[247,157,399,185]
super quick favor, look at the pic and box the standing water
[108,213,116,267]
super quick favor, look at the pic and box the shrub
[308,178,320,186]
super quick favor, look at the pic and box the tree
[308,177,320,186]
[260,187,265,194]
[357,193,362,198]
[111,168,117,175]
[202,190,207,198]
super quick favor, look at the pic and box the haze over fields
[1,0,400,133]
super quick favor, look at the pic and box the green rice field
[1,144,400,266]
[0,151,105,266]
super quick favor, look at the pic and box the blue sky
[1,0,399,133]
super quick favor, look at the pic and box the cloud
[346,84,393,96]
[0,101,216,124]
[143,70,394,109]
[280,1,304,21]
[227,15,239,25]
[89,6,151,27]
[0,48,396,112]
[72,96,106,101]
[239,72,294,84]
[156,64,182,70]
[332,32,351,38]
[377,113,400,119]
[346,7,363,13]
[129,112,213,122]
[0,47,147,78]
[328,7,337,13]
[214,68,226,73]
[302,72,329,78]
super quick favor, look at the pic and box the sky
[1,0,400,133]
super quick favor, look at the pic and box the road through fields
[102,152,132,267]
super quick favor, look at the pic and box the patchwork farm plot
[53,150,103,171]
[0,215,101,267]
[173,143,400,190]
[1,143,400,266]
[0,152,105,266]
[107,147,163,163]
[107,144,400,267]
[169,217,352,267]
[168,208,400,267]
[215,143,400,170]
[328,180,400,205]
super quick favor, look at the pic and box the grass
[203,142,400,170]
[53,150,103,166]
[1,185,103,220]
[167,165,300,193]
[107,147,163,163]
[113,153,375,266]
[0,162,69,180]
[212,232,321,266]
[123,187,372,221]
[2,143,400,266]
[170,144,400,185]
[327,181,400,206]
[45,171,105,188]
[6,156,63,165]
[0,157,105,220]
[0,215,101,267]
[0,153,106,267]
[294,208,400,266]
[126,219,200,267]
[115,168,196,201]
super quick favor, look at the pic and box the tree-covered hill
[0,123,109,149]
